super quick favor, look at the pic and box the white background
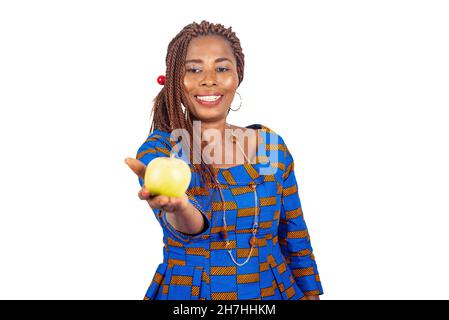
[0,0,448,300]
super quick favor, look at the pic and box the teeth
[196,95,221,102]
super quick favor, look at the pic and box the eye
[186,67,201,73]
[217,67,229,72]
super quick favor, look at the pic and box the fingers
[125,157,146,180]
[160,197,183,213]
[138,187,150,200]
[138,191,183,212]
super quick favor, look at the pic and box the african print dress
[136,124,324,300]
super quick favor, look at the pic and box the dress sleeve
[136,132,210,244]
[277,142,324,296]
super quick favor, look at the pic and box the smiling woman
[126,20,324,301]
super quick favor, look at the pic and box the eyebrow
[185,57,233,64]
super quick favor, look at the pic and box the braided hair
[150,20,245,189]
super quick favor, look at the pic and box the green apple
[144,155,192,198]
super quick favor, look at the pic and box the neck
[198,119,231,136]
[194,119,233,140]
[193,120,234,162]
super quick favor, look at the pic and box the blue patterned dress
[136,124,323,300]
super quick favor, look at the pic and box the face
[183,35,239,123]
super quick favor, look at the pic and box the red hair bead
[157,75,165,85]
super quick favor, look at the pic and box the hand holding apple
[144,154,192,198]
[125,156,206,235]
[124,157,190,213]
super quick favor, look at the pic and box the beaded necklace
[214,127,259,267]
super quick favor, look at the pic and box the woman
[125,20,323,300]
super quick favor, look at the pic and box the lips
[194,93,224,107]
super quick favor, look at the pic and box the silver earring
[229,91,242,111]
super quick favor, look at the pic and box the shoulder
[136,129,173,163]
[246,124,293,177]
[246,123,290,153]
[246,123,285,139]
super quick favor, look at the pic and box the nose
[200,70,217,87]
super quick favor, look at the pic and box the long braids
[149,20,245,190]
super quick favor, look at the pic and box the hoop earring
[229,91,242,111]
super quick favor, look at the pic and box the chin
[192,105,224,115]
[194,110,227,122]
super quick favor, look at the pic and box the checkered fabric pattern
[136,124,323,300]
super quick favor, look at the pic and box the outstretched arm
[125,157,206,235]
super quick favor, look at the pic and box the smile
[194,95,224,106]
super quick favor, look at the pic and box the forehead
[186,35,235,62]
